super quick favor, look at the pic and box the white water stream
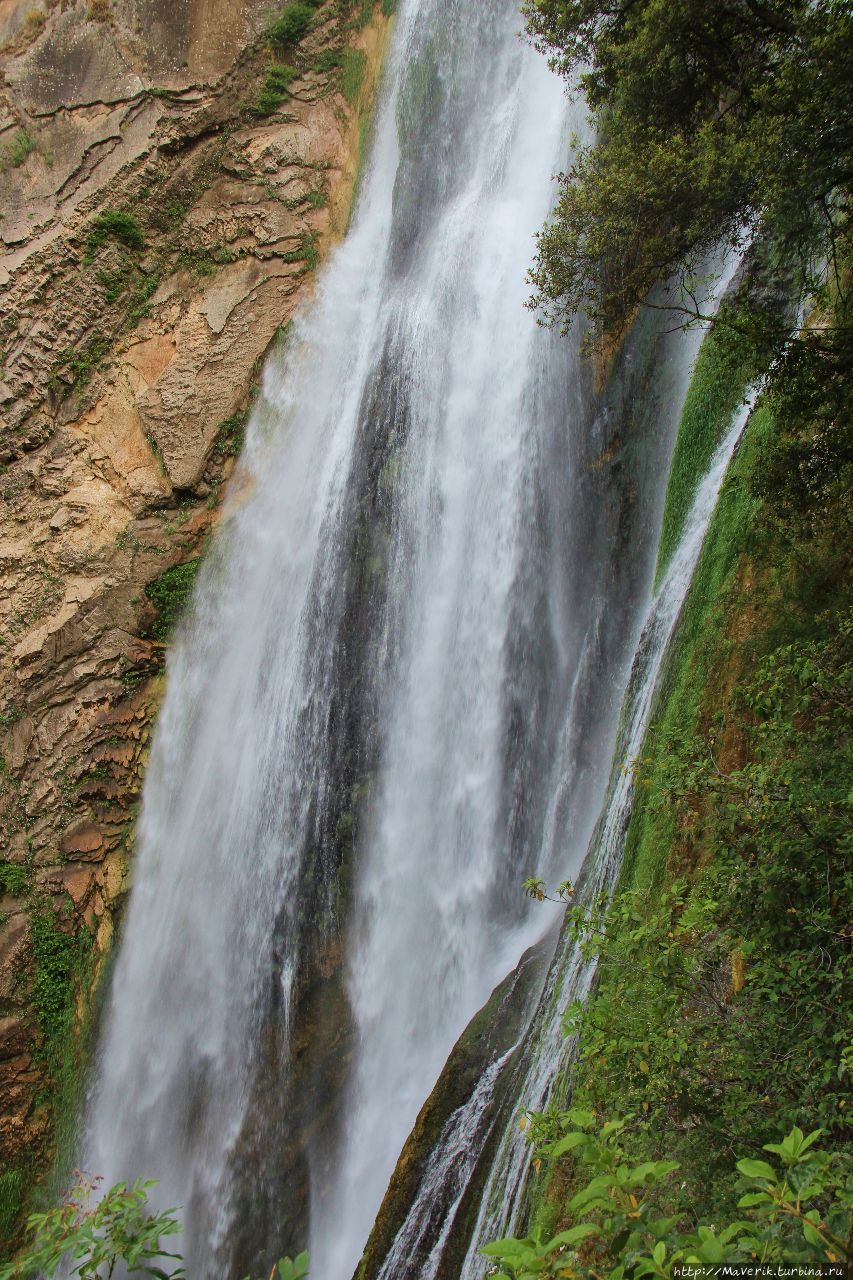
[457,391,756,1277]
[84,1,742,1276]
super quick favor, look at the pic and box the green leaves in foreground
[259,1255,310,1280]
[0,1177,183,1279]
[0,1176,309,1280]
[482,1114,852,1278]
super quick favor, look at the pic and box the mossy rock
[144,559,201,641]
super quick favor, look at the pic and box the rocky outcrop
[355,930,557,1280]
[0,0,392,1240]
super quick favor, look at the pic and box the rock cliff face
[0,0,390,1236]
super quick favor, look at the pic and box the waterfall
[84,1,734,1276]
[454,390,756,1278]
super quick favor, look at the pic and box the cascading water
[84,1,736,1276]
[349,254,745,1277]
[454,392,757,1279]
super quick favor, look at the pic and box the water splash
[456,390,756,1277]
[84,0,739,1275]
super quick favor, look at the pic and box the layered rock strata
[0,0,390,1234]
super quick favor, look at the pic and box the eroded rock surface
[0,0,390,1234]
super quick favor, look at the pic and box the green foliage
[125,272,162,327]
[313,48,343,72]
[49,337,110,392]
[483,1115,852,1277]
[29,909,76,1070]
[240,1254,310,1280]
[255,63,299,116]
[0,1175,310,1280]
[94,266,130,304]
[0,1177,184,1280]
[85,210,144,262]
[523,0,851,348]
[654,300,758,585]
[380,0,397,14]
[0,861,29,895]
[212,412,246,458]
[2,130,35,170]
[554,584,851,1205]
[281,232,319,270]
[176,244,235,276]
[0,1171,23,1243]
[144,560,202,641]
[266,1,322,48]
[339,47,366,104]
[749,305,853,600]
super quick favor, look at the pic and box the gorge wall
[0,0,390,1239]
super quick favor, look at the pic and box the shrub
[144,559,201,641]
[0,1175,310,1280]
[0,861,29,896]
[255,63,299,116]
[266,2,318,48]
[484,1116,852,1277]
[85,210,144,261]
[2,130,35,170]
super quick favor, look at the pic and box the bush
[484,1116,852,1277]
[0,861,29,896]
[255,63,299,116]
[85,210,144,261]
[144,559,201,641]
[2,130,35,170]
[0,1176,310,1280]
[266,1,319,48]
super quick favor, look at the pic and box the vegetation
[487,5,852,1258]
[84,211,145,262]
[266,0,323,49]
[0,1178,309,1280]
[483,1116,852,1277]
[339,47,366,105]
[255,63,299,116]
[144,560,202,641]
[653,296,758,584]
[0,861,29,896]
[30,909,78,1072]
[523,0,851,351]
[212,412,246,459]
[1,130,35,171]
[491,359,852,1271]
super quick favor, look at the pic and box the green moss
[0,1169,23,1242]
[281,232,319,270]
[266,1,320,48]
[95,265,131,303]
[48,336,110,393]
[255,63,299,116]
[622,401,772,894]
[144,559,202,641]
[314,48,344,72]
[1,130,35,171]
[339,47,367,104]
[124,271,161,327]
[176,244,235,276]
[30,909,76,1067]
[85,210,144,262]
[0,861,29,896]
[655,305,760,587]
[212,413,246,459]
[547,371,852,1235]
